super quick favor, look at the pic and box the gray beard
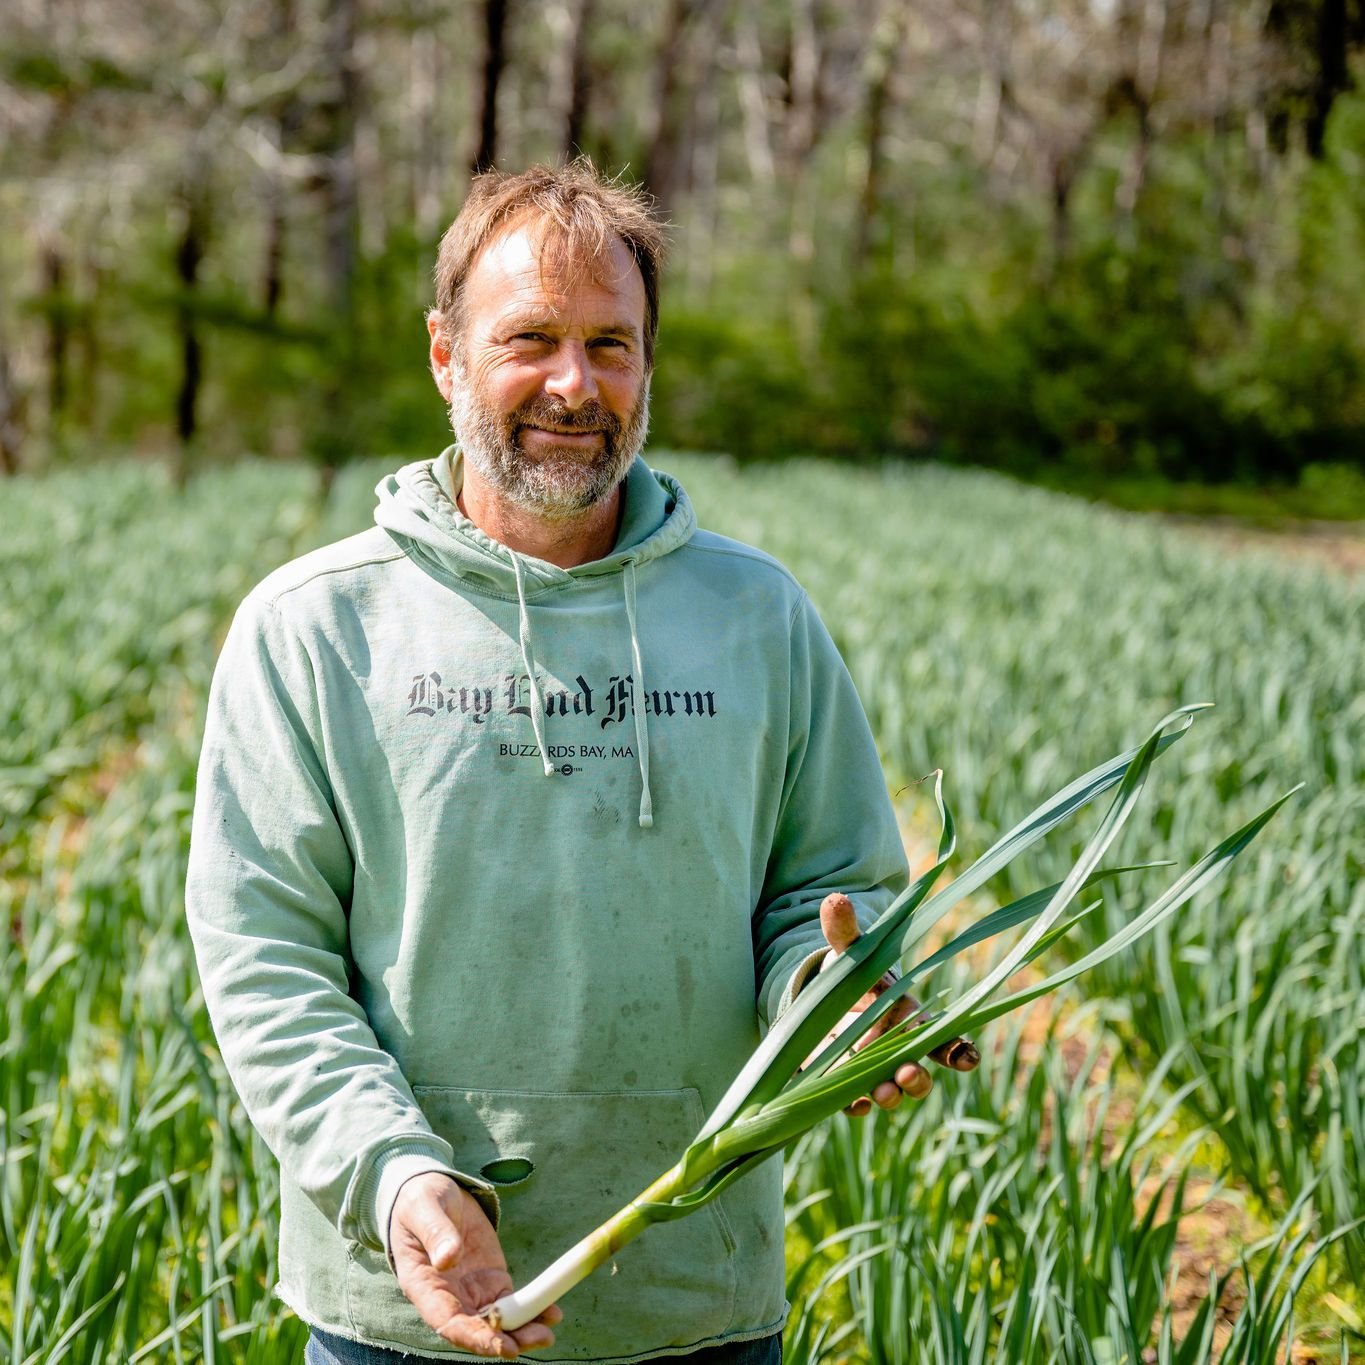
[448,368,651,522]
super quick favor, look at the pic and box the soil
[1163,515,1365,576]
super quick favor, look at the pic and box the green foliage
[669,454,1365,1281]
[2,457,1359,1359]
[649,313,820,457]
[20,79,1365,495]
[641,85,1365,490]
[784,1025,1357,1364]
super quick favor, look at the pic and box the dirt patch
[1164,515,1365,576]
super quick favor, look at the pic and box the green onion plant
[485,705,1297,1330]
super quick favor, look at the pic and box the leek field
[2,456,1362,1363]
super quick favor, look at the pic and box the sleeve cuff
[773,946,833,1023]
[774,943,904,1024]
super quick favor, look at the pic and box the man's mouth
[520,425,605,446]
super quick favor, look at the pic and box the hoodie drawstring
[623,560,654,829]
[510,552,556,778]
[510,549,654,827]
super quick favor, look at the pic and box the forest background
[3,0,1365,519]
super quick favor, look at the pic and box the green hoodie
[185,449,908,1361]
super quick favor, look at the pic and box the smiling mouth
[521,425,604,441]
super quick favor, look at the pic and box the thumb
[819,892,860,955]
[409,1194,464,1271]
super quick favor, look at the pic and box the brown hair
[430,158,666,368]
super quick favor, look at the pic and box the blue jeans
[305,1324,782,1365]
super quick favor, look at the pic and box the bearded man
[186,160,976,1365]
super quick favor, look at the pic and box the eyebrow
[500,315,640,341]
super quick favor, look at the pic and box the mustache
[512,397,622,437]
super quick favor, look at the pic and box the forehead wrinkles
[478,215,640,317]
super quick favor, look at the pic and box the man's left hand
[808,892,980,1117]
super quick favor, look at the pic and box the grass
[1,453,1360,1361]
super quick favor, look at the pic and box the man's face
[429,223,651,521]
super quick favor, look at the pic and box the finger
[510,1321,558,1349]
[843,1094,873,1118]
[438,1312,520,1358]
[872,1080,902,1110]
[905,1003,980,1071]
[894,1062,933,1099]
[927,1037,981,1071]
[819,893,860,954]
[509,1301,563,1349]
[852,988,914,1051]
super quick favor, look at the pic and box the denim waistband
[305,1324,782,1365]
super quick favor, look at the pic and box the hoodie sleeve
[752,593,910,1026]
[185,592,498,1262]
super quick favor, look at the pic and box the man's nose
[543,340,598,409]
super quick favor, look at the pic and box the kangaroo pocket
[346,1085,740,1358]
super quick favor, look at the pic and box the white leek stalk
[484,706,1297,1331]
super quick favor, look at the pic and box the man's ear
[427,312,454,402]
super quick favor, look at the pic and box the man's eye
[514,332,549,343]
[591,337,627,349]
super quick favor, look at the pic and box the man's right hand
[390,1173,562,1358]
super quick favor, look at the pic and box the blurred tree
[0,329,26,476]
[172,165,208,485]
[0,0,1360,488]
[471,0,511,174]
[1266,0,1365,155]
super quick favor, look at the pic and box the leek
[483,705,1298,1331]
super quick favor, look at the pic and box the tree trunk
[316,0,361,475]
[1113,0,1166,227]
[781,0,824,355]
[0,337,26,475]
[735,10,775,187]
[1049,156,1075,278]
[684,39,721,302]
[973,0,1010,167]
[643,0,714,212]
[783,0,819,175]
[74,245,101,435]
[261,0,295,316]
[1306,0,1348,157]
[854,1,906,273]
[560,0,595,159]
[322,0,359,324]
[471,0,510,175]
[174,175,207,486]
[262,170,286,317]
[42,238,68,449]
[411,25,444,239]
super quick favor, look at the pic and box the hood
[373,445,696,597]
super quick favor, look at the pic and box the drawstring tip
[543,761,556,777]
[638,813,654,829]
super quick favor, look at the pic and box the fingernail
[953,1041,980,1071]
